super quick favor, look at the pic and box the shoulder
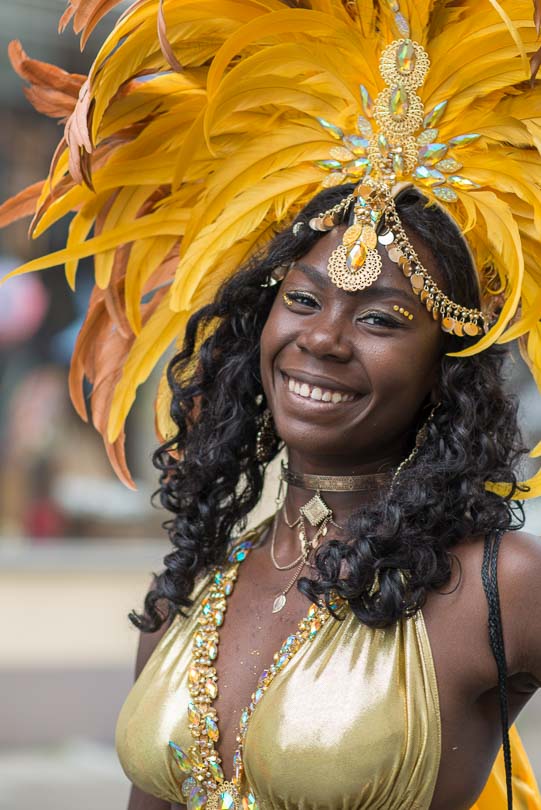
[493,530,541,680]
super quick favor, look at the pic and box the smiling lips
[284,373,357,404]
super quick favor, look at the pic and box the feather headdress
[2,0,541,495]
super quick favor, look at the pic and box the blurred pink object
[0,258,49,344]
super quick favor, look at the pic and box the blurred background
[0,2,540,809]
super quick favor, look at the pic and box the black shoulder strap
[481,530,513,809]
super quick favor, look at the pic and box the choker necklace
[280,461,393,492]
[270,464,392,614]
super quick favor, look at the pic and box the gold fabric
[116,571,441,809]
[116,563,541,809]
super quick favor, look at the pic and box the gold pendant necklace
[168,524,345,810]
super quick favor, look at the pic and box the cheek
[365,338,440,421]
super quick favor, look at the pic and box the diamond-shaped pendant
[299,493,332,527]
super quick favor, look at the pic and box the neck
[282,451,394,528]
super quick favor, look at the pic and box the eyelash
[283,290,402,328]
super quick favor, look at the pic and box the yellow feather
[172,164,321,310]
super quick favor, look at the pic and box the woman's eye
[283,290,319,308]
[358,312,401,328]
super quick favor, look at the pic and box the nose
[295,311,353,362]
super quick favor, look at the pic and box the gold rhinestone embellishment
[169,526,345,810]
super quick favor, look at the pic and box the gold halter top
[116,528,540,810]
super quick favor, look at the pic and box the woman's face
[260,225,446,472]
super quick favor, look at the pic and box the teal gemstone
[316,117,344,140]
[242,791,259,810]
[254,687,264,704]
[418,143,448,165]
[182,777,197,799]
[423,100,448,128]
[240,708,250,729]
[202,603,212,616]
[169,741,193,774]
[448,133,481,148]
[227,540,252,563]
[218,790,236,810]
[214,572,224,585]
[277,654,289,668]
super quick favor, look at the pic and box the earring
[256,408,279,463]
[391,403,439,487]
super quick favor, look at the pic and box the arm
[498,531,541,689]
[126,609,178,810]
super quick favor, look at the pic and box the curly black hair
[131,184,527,633]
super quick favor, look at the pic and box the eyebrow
[292,261,415,303]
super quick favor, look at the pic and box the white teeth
[286,375,355,404]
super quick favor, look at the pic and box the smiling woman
[114,184,540,810]
[3,2,541,810]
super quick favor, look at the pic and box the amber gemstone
[206,679,218,699]
[410,273,425,293]
[396,39,416,74]
[346,241,367,270]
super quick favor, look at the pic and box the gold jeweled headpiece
[308,38,487,338]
